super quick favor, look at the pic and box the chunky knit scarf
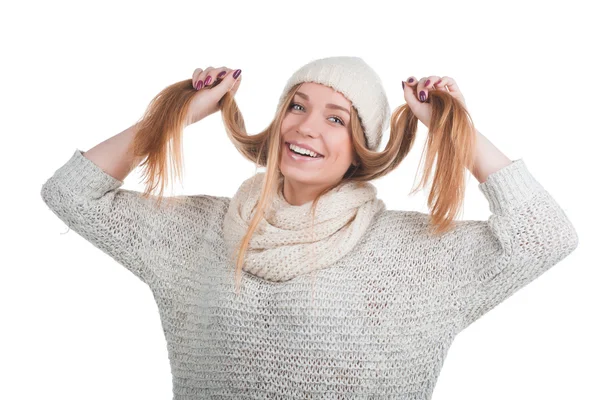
[223,172,386,282]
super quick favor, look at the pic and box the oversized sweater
[40,149,579,399]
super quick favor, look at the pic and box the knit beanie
[276,56,390,151]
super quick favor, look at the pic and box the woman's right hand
[186,66,242,126]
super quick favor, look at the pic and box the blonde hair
[128,78,476,292]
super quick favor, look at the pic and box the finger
[194,66,213,90]
[433,77,450,92]
[208,68,243,98]
[402,77,422,111]
[197,66,215,90]
[203,66,230,89]
[405,76,417,87]
[437,76,467,108]
[425,76,442,90]
[441,76,460,94]
[226,69,243,94]
[416,77,429,102]
[228,70,242,95]
[192,68,204,90]
[424,75,442,102]
[214,66,229,84]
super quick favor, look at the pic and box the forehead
[297,82,350,105]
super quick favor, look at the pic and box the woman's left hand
[402,76,468,129]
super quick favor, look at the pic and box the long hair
[127,77,476,292]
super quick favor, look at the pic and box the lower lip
[285,143,324,162]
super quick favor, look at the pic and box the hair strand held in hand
[126,77,476,292]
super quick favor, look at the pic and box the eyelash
[289,103,345,126]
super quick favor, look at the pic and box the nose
[297,110,323,139]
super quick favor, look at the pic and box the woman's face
[279,82,356,205]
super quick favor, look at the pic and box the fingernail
[408,78,414,83]
[233,69,242,79]
[196,80,203,90]
[420,91,426,102]
[425,79,430,87]
[402,81,405,90]
[217,71,227,79]
[204,75,212,85]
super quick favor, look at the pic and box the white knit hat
[276,56,390,151]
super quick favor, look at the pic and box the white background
[2,0,597,398]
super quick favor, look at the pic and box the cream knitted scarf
[223,172,386,282]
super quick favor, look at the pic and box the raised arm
[82,123,145,182]
[40,125,226,287]
[448,159,579,331]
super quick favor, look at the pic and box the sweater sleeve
[448,159,579,331]
[40,149,217,287]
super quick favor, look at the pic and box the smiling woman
[76,55,486,287]
[40,55,579,399]
[279,82,358,206]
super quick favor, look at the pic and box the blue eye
[289,103,345,126]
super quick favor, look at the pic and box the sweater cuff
[477,159,545,215]
[52,149,124,199]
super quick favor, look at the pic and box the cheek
[326,141,352,166]
[280,113,295,129]
[280,120,293,140]
[338,138,354,161]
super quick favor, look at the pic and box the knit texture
[223,172,386,282]
[276,56,391,151]
[40,149,579,399]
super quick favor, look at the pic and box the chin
[280,167,312,180]
[279,166,320,185]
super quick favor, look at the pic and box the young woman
[41,56,578,398]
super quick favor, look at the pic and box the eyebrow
[295,91,351,117]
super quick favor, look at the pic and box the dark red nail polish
[425,79,430,87]
[204,76,212,85]
[233,69,242,79]
[408,78,414,83]
[217,71,227,78]
[420,91,426,102]
[402,81,405,90]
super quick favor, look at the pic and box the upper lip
[285,140,325,157]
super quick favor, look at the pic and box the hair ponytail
[128,79,476,292]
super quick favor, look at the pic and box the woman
[40,56,579,398]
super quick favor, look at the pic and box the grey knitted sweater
[40,149,579,399]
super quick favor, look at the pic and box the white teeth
[289,143,321,158]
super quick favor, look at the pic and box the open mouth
[284,142,324,159]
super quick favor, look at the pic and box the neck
[282,176,333,206]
